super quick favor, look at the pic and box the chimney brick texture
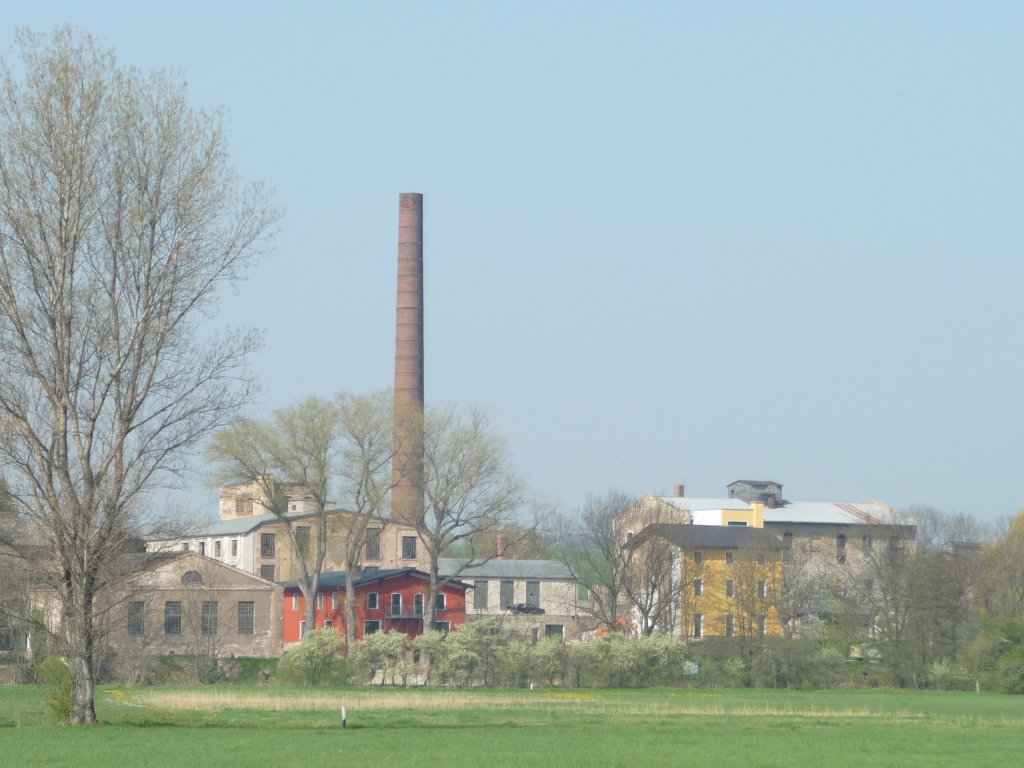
[392,193,425,523]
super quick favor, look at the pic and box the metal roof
[280,568,470,590]
[762,501,914,527]
[659,497,754,512]
[438,558,575,580]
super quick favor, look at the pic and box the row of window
[691,612,767,639]
[129,601,256,636]
[289,591,448,615]
[781,533,905,564]
[690,551,767,566]
[692,579,768,599]
[471,580,541,610]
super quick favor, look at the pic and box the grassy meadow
[2,685,1022,767]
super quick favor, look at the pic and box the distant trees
[0,28,276,723]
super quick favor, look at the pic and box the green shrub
[37,657,72,722]
[278,629,347,686]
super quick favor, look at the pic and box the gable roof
[629,523,783,550]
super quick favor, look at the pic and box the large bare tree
[206,392,393,652]
[418,405,534,631]
[0,28,276,723]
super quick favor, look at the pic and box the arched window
[181,571,203,585]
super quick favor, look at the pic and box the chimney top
[674,483,684,498]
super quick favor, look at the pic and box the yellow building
[627,524,784,639]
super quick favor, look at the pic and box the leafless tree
[418,405,536,631]
[556,491,636,632]
[0,28,277,722]
[207,392,393,652]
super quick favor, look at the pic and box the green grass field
[2,685,1022,767]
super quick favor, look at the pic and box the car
[511,603,545,615]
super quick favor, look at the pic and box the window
[693,578,703,598]
[435,593,446,611]
[758,579,767,599]
[181,570,203,585]
[531,627,540,645]
[783,532,794,563]
[367,592,379,610]
[725,551,736,565]
[545,624,564,639]
[693,551,704,565]
[238,601,255,635]
[331,592,339,610]
[725,613,735,638]
[727,521,748,527]
[214,540,222,558]
[473,580,488,610]
[432,621,451,633]
[299,620,307,639]
[260,533,276,558]
[577,583,589,600]
[317,593,324,610]
[500,580,514,609]
[295,526,311,557]
[414,593,424,616]
[391,593,402,616]
[692,613,703,639]
[836,534,848,564]
[181,543,189,552]
[726,579,735,598]
[862,535,873,553]
[809,536,820,553]
[757,614,767,637]
[365,528,381,560]
[260,564,276,581]
[128,601,145,636]
[526,581,540,609]
[202,601,218,635]
[324,620,333,629]
[401,536,417,559]
[757,553,766,565]
[199,541,206,556]
[231,539,238,557]
[364,620,381,635]
[164,601,182,635]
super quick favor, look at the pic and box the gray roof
[438,558,575,581]
[630,524,784,550]
[656,496,914,527]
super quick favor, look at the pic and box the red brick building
[282,568,467,644]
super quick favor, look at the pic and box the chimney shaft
[675,483,684,498]
[392,193,425,523]
[496,533,508,560]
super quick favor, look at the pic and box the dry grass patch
[119,688,923,722]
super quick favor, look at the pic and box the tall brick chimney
[392,193,425,523]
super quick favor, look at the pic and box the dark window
[432,621,451,633]
[402,536,417,559]
[202,601,218,635]
[725,613,735,638]
[164,601,182,635]
[317,593,324,610]
[199,541,206,556]
[391,593,402,615]
[473,580,488,609]
[128,601,145,636]
[757,553,766,565]
[231,539,238,557]
[758,579,767,599]
[260,533,276,558]
[295,526,311,557]
[367,592,379,610]
[526,581,540,608]
[783,532,794,563]
[260,564,276,581]
[238,601,255,635]
[181,570,203,584]
[365,528,381,560]
[435,593,446,611]
[545,624,564,639]
[364,620,380,635]
[693,613,703,639]
[693,551,704,565]
[725,551,736,565]
[727,521,747,527]
[214,540,222,558]
[414,593,424,616]
[726,579,735,598]
[693,578,703,597]
[500,580,514,609]
[836,534,848,564]
[862,535,873,553]
[757,614,767,637]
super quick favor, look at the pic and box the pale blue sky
[4,2,1023,521]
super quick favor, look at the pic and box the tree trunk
[69,653,97,724]
[344,574,357,654]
